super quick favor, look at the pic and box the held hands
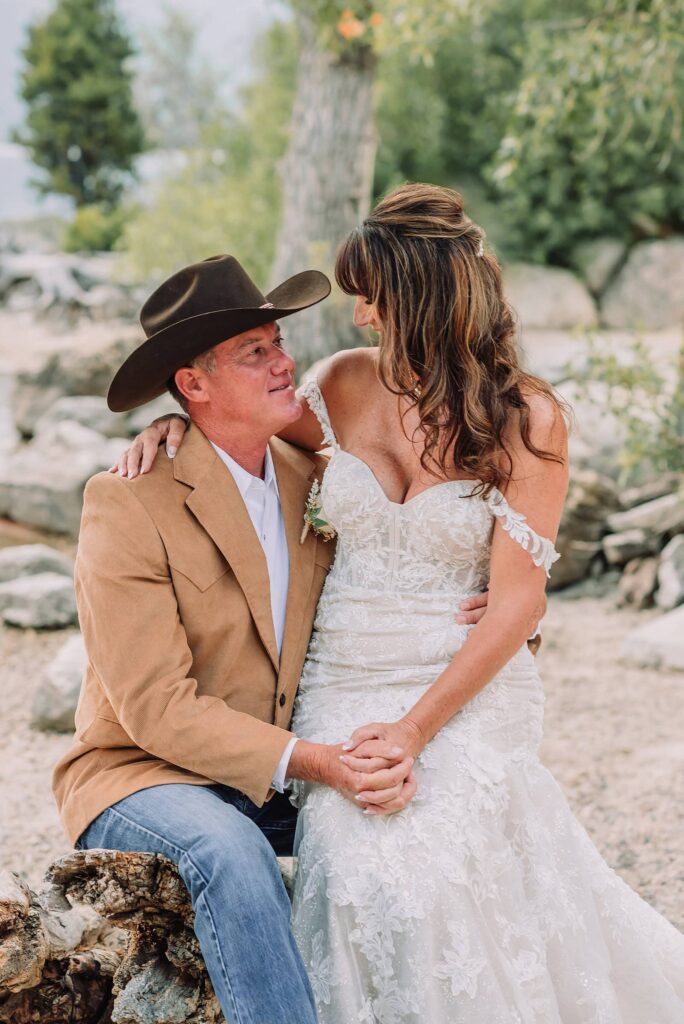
[110,414,188,479]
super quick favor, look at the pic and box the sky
[0,0,290,144]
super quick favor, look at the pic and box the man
[53,255,489,1023]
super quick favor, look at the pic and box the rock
[621,606,684,671]
[31,633,86,732]
[602,528,659,567]
[621,474,684,510]
[656,535,684,610]
[607,490,684,536]
[550,470,621,590]
[618,557,659,610]
[0,543,73,584]
[0,572,77,628]
[0,422,129,535]
[125,393,184,437]
[569,237,627,295]
[518,329,590,386]
[34,395,128,439]
[555,379,626,478]
[12,331,137,438]
[504,263,598,329]
[600,237,684,329]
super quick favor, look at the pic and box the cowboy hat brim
[107,270,331,412]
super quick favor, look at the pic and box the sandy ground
[0,588,682,932]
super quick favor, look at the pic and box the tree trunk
[271,8,377,371]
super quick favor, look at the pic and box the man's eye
[275,335,284,347]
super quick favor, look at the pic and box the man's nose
[272,343,295,376]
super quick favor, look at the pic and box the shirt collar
[210,441,279,498]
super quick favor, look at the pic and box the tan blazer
[53,423,333,846]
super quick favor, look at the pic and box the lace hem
[301,378,339,450]
[487,489,560,577]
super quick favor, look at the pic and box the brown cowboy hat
[107,254,331,412]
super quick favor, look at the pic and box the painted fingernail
[118,468,125,477]
[390,746,403,755]
[355,794,366,801]
[363,809,373,815]
[127,470,135,479]
[342,743,353,751]
[167,446,177,458]
[455,615,466,624]
[339,755,348,763]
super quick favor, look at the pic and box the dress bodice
[302,379,560,597]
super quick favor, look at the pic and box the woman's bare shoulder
[318,346,377,386]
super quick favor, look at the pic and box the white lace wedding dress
[289,380,684,1024]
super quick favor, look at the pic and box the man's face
[176,322,301,436]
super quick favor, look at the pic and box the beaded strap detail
[301,378,340,451]
[487,489,560,577]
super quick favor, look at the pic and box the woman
[120,184,684,1022]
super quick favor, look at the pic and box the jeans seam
[103,805,245,1024]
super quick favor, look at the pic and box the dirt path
[0,592,682,931]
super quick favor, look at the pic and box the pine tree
[15,0,145,208]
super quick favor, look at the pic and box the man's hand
[287,739,416,816]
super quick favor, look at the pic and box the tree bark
[271,7,377,371]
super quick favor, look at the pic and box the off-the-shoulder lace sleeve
[487,488,560,578]
[301,378,340,451]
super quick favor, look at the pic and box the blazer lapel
[175,424,280,671]
[270,438,319,689]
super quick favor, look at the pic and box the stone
[34,395,128,440]
[12,331,137,438]
[600,237,684,329]
[31,633,87,732]
[602,528,659,566]
[518,329,590,386]
[125,393,184,437]
[618,557,659,610]
[570,237,627,295]
[621,474,684,510]
[0,572,77,628]
[0,421,129,536]
[607,490,684,536]
[656,535,684,610]
[0,543,74,584]
[504,263,598,330]
[550,470,621,589]
[621,605,684,671]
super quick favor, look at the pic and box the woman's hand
[341,719,425,767]
[110,415,189,479]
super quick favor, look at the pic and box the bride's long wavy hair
[335,182,567,494]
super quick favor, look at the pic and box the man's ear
[174,366,210,405]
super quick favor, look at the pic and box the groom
[52,255,432,1024]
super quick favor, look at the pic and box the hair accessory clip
[476,237,485,258]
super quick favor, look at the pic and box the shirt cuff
[271,736,298,793]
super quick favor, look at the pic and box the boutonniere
[300,480,336,544]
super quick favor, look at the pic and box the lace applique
[487,488,560,577]
[301,378,339,451]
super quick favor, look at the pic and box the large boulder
[504,263,598,330]
[600,237,684,329]
[602,528,659,567]
[569,237,627,296]
[0,421,129,536]
[33,395,128,440]
[31,633,87,732]
[621,606,684,671]
[656,535,684,611]
[0,543,73,584]
[12,331,137,439]
[0,572,77,628]
[618,556,658,610]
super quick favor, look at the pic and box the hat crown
[141,255,267,337]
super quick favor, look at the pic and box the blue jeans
[77,783,317,1024]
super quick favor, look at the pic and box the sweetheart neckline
[331,448,487,509]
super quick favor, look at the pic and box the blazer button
[279,693,287,707]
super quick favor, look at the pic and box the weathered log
[0,847,300,1022]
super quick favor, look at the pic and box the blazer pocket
[170,555,231,593]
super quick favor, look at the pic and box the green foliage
[574,335,684,480]
[121,21,297,285]
[15,0,145,207]
[64,202,137,252]
[487,0,684,262]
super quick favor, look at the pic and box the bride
[121,183,684,1022]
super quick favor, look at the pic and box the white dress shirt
[210,442,298,792]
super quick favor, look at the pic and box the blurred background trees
[11,0,684,348]
[15,0,144,250]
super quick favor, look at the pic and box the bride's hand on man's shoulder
[109,414,189,479]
